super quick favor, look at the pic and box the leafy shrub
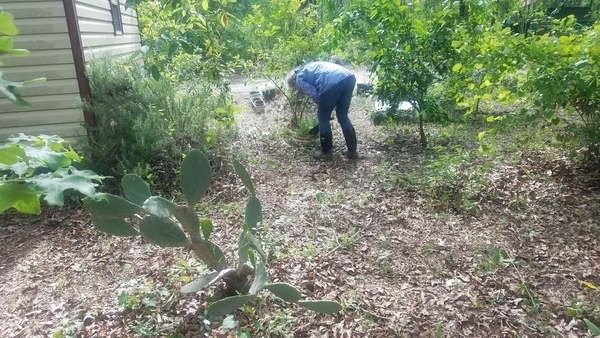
[226,0,332,74]
[132,0,235,82]
[520,22,600,154]
[84,150,342,317]
[0,134,103,214]
[80,57,238,195]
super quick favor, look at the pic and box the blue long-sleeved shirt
[296,62,354,105]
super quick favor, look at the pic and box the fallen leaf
[582,280,597,290]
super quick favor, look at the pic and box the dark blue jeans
[318,75,356,135]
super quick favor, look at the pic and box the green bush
[80,58,237,195]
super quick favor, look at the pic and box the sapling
[84,150,342,316]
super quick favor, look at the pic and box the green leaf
[237,330,251,338]
[122,174,151,205]
[584,318,600,334]
[0,47,28,56]
[22,77,45,85]
[143,196,177,217]
[150,65,160,80]
[201,219,212,240]
[0,146,26,165]
[180,271,219,293]
[201,0,209,11]
[222,315,239,329]
[33,167,103,206]
[207,294,256,317]
[180,150,211,207]
[84,194,143,219]
[451,40,462,48]
[249,262,268,294]
[0,73,29,107]
[90,215,139,236]
[37,148,71,170]
[575,59,589,68]
[0,11,18,35]
[0,182,40,214]
[245,196,262,232]
[180,41,194,54]
[233,160,255,195]
[452,63,462,72]
[486,116,494,123]
[264,283,302,303]
[298,300,342,314]
[139,215,190,247]
[478,144,492,153]
[477,132,486,141]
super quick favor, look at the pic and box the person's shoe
[341,149,359,159]
[314,132,333,160]
[342,127,358,159]
[313,150,333,160]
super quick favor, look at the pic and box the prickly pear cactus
[84,150,342,316]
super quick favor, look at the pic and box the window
[109,0,123,35]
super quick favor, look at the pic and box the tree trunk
[417,108,427,148]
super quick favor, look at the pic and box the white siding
[75,0,142,60]
[0,0,86,141]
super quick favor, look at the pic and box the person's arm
[296,75,320,104]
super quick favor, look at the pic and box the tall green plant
[84,150,342,316]
[339,0,461,147]
[131,0,235,82]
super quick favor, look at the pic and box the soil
[1,69,600,337]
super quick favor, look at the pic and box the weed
[131,318,165,337]
[433,322,444,338]
[330,227,362,253]
[565,295,600,320]
[518,282,543,314]
[302,243,318,258]
[167,258,208,284]
[475,244,510,272]
[371,251,394,276]
[294,117,319,138]
[378,233,392,250]
[315,191,329,204]
[117,279,172,312]
[52,318,81,338]
[253,307,295,337]
[420,244,433,256]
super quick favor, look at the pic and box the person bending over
[287,61,358,160]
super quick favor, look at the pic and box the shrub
[80,57,238,195]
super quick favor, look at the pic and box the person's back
[295,62,354,102]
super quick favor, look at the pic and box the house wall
[0,0,142,142]
[0,0,85,142]
[75,0,142,61]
